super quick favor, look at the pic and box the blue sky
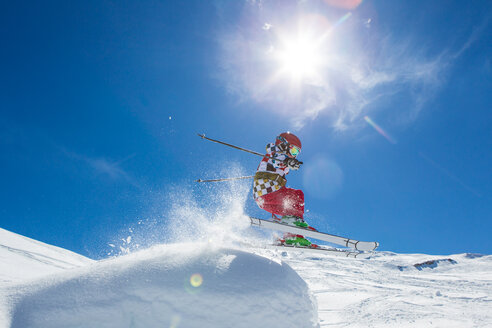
[1,0,491,258]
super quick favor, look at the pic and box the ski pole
[197,134,265,158]
[197,133,303,164]
[196,175,255,183]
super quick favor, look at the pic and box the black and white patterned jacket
[253,143,289,199]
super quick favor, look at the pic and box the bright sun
[275,34,323,81]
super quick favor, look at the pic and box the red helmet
[276,132,302,158]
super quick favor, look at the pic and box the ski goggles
[289,144,301,157]
[277,135,301,157]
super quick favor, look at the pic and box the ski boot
[278,215,317,231]
[278,233,318,248]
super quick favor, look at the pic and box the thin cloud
[451,18,490,60]
[214,1,486,132]
[63,150,140,188]
[85,157,130,180]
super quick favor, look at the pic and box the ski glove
[284,158,302,170]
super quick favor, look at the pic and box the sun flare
[274,32,326,82]
[278,40,318,78]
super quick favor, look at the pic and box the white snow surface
[0,228,317,328]
[1,226,492,327]
[274,250,492,327]
[0,228,93,284]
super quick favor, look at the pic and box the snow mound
[0,228,93,284]
[7,243,318,328]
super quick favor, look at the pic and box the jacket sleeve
[266,143,288,170]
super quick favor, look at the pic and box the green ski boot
[280,215,309,228]
[284,235,312,247]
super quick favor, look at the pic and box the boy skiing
[253,132,316,247]
[197,132,380,254]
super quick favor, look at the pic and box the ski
[249,217,379,251]
[267,243,372,258]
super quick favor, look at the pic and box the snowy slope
[0,228,94,326]
[267,249,492,328]
[0,227,317,328]
[1,225,491,327]
[0,228,93,284]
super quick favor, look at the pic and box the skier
[197,132,379,254]
[253,132,315,247]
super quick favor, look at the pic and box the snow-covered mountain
[1,226,491,327]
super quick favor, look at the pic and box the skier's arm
[265,143,289,169]
[284,157,302,170]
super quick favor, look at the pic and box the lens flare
[334,12,352,28]
[323,0,363,10]
[190,273,203,288]
[364,116,397,144]
[302,157,343,199]
[170,315,181,328]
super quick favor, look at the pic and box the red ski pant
[255,187,304,219]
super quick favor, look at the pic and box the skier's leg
[256,188,314,247]
[279,187,305,219]
[255,187,304,218]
